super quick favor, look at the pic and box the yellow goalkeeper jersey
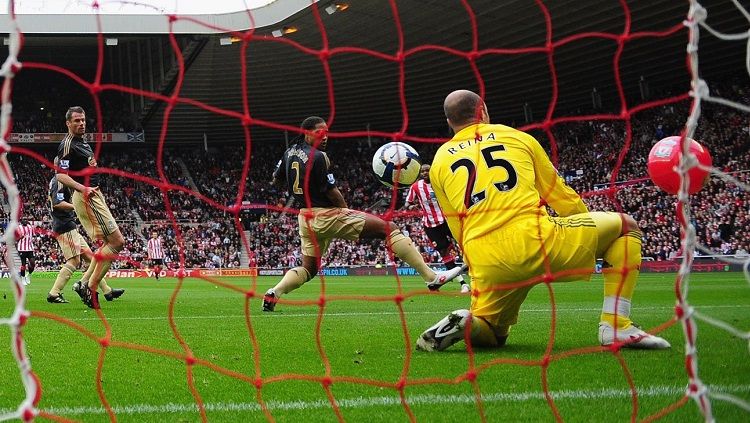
[430,123,588,245]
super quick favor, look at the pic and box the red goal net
[1,1,749,422]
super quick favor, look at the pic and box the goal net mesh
[1,0,749,421]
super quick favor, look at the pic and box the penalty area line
[18,384,750,417]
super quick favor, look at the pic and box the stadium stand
[2,78,748,271]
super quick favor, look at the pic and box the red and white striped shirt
[147,237,164,260]
[405,180,446,228]
[17,224,35,252]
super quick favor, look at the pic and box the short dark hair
[65,106,85,121]
[444,91,483,127]
[300,116,325,131]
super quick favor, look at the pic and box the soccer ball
[647,136,712,195]
[372,142,422,188]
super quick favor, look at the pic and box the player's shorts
[464,212,622,329]
[19,251,34,261]
[424,222,454,251]
[72,189,119,240]
[55,229,88,261]
[151,258,164,265]
[298,207,367,257]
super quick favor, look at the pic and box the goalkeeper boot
[427,264,468,291]
[262,289,277,312]
[105,288,125,301]
[416,309,471,352]
[598,322,671,349]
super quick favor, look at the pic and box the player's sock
[99,278,112,295]
[81,256,96,286]
[272,266,312,296]
[19,265,25,277]
[600,231,642,329]
[387,229,436,282]
[51,263,76,295]
[470,317,508,347]
[82,261,112,294]
[91,245,120,288]
[417,310,507,351]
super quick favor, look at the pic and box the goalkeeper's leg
[416,310,507,352]
[590,212,670,349]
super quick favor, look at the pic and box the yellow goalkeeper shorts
[464,213,615,328]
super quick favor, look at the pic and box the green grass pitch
[1,272,748,422]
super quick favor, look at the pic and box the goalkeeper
[417,90,671,351]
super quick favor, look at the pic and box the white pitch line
[5,384,749,417]
[64,304,750,321]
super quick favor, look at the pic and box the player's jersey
[430,123,587,245]
[17,224,35,252]
[57,134,100,187]
[48,176,78,234]
[405,179,446,228]
[147,237,164,260]
[273,141,336,208]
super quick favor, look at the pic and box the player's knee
[360,216,397,239]
[620,214,640,234]
[109,234,125,252]
[69,256,81,268]
[301,256,318,279]
[303,264,317,280]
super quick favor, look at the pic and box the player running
[404,163,470,293]
[262,116,466,312]
[56,106,126,308]
[48,173,124,305]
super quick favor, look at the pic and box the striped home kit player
[147,231,164,280]
[16,220,35,286]
[404,164,469,292]
[55,106,125,308]
[416,90,670,352]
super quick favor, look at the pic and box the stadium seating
[3,81,748,271]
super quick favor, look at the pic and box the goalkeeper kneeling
[418,89,670,352]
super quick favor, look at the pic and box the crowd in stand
[11,72,141,134]
[2,80,749,271]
